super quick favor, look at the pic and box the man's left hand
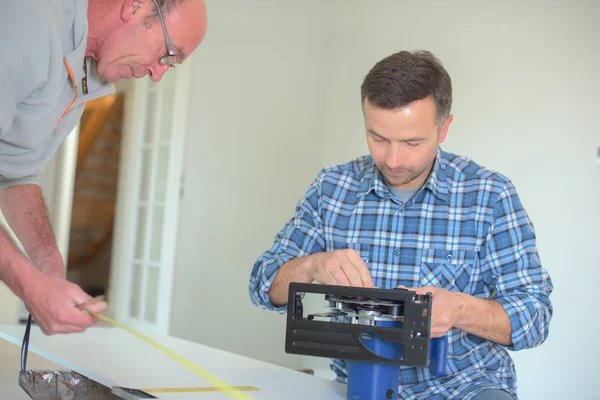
[398,285,466,338]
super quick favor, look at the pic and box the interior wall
[312,3,599,399]
[170,0,599,398]
[170,0,330,369]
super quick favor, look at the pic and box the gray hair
[144,0,188,27]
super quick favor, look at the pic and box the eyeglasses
[151,0,178,67]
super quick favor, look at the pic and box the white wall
[315,2,600,399]
[170,0,330,369]
[171,1,599,399]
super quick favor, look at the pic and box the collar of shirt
[358,147,449,203]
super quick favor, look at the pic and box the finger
[77,296,108,314]
[340,263,363,287]
[51,324,88,335]
[330,268,351,286]
[84,300,108,314]
[70,292,94,308]
[315,270,338,286]
[37,315,91,335]
[347,251,374,287]
[61,307,98,328]
[323,271,338,285]
[76,295,106,309]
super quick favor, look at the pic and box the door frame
[108,61,192,334]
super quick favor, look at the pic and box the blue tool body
[347,321,447,400]
[347,320,403,400]
[284,283,448,400]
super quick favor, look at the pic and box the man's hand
[398,285,512,345]
[22,269,108,335]
[267,249,374,306]
[310,249,374,288]
[398,285,465,338]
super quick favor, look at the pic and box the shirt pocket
[419,248,478,293]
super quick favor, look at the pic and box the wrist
[31,247,63,269]
[13,259,44,300]
[36,252,66,279]
[453,291,470,328]
[297,253,322,283]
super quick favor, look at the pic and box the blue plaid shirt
[249,148,553,400]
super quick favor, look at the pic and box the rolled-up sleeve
[249,173,326,313]
[0,3,49,190]
[483,180,553,351]
[0,74,43,189]
[0,174,42,191]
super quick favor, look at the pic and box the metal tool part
[19,369,120,400]
[112,387,159,399]
[285,283,448,400]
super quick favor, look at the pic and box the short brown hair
[360,50,452,127]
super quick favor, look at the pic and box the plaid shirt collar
[358,147,449,203]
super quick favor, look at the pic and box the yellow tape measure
[88,312,255,400]
[142,386,259,394]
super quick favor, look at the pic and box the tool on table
[285,283,448,400]
[112,387,158,399]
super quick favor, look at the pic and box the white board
[0,325,346,400]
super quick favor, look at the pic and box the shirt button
[399,209,405,215]
[393,250,400,257]
[447,254,453,261]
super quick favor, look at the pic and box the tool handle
[428,335,448,377]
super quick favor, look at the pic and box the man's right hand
[268,249,375,306]
[21,269,107,335]
[309,249,374,288]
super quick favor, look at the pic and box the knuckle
[324,258,337,270]
[333,271,347,283]
[48,323,60,334]
[56,311,70,324]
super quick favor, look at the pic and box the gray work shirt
[0,0,115,190]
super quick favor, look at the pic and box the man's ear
[438,114,453,143]
[121,0,145,22]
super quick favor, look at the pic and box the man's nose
[386,144,404,169]
[148,64,170,82]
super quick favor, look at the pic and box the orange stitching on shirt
[57,58,78,135]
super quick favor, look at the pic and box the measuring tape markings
[89,312,255,400]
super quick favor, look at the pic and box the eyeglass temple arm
[151,0,176,56]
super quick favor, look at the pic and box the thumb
[84,300,108,314]
[62,285,102,326]
[74,293,108,315]
[67,283,94,307]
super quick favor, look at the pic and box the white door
[109,62,192,334]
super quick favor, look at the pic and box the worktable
[0,324,346,399]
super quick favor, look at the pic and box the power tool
[285,283,447,400]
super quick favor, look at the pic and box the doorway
[66,92,125,301]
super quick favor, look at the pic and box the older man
[0,0,207,335]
